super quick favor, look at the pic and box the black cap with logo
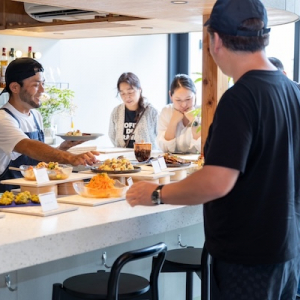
[0,57,44,95]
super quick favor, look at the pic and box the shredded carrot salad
[86,173,115,190]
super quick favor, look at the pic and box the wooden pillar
[201,15,229,154]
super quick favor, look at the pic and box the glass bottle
[8,48,15,63]
[0,48,8,88]
[28,46,33,58]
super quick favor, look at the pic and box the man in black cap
[126,0,300,299]
[0,58,99,191]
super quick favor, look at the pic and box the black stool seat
[63,271,149,299]
[161,247,202,300]
[163,247,202,273]
[52,242,167,300]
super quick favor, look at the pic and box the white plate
[56,133,104,141]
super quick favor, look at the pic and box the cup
[134,143,152,162]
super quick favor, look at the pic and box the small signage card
[39,192,58,212]
[151,159,162,174]
[33,168,50,184]
[127,177,133,187]
[158,156,167,170]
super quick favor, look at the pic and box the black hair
[268,57,284,71]
[117,72,146,119]
[208,18,270,52]
[170,74,197,96]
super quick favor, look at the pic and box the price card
[151,159,162,174]
[39,192,58,212]
[127,177,133,187]
[158,156,167,170]
[33,168,49,184]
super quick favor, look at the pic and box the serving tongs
[8,166,22,171]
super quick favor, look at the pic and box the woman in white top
[156,74,201,153]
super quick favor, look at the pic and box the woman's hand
[184,109,196,124]
[171,108,184,124]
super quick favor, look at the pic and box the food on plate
[15,191,31,204]
[21,162,73,180]
[97,158,134,171]
[0,191,40,205]
[163,153,190,165]
[75,173,127,198]
[86,173,115,190]
[30,194,40,204]
[0,191,15,205]
[66,129,82,136]
[196,154,205,169]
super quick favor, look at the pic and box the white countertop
[0,198,203,275]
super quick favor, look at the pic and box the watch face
[151,190,159,201]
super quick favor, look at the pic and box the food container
[73,180,128,198]
[20,164,73,181]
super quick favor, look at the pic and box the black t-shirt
[203,70,300,264]
[124,108,137,148]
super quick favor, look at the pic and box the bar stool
[52,242,167,300]
[158,244,210,300]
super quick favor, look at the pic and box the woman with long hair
[108,72,158,148]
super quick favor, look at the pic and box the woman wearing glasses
[156,74,201,154]
[108,72,158,148]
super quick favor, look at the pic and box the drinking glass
[134,143,152,162]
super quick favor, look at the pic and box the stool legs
[186,271,193,300]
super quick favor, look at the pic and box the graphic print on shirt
[124,108,136,148]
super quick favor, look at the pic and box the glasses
[119,88,138,98]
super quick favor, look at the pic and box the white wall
[0,34,169,147]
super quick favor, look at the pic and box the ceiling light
[171,1,188,4]
[141,27,153,29]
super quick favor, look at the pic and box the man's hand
[126,181,158,207]
[58,140,85,151]
[69,151,100,166]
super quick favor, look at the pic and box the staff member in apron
[0,58,99,192]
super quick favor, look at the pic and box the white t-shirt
[0,102,43,175]
[156,104,201,153]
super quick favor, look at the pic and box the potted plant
[38,86,76,144]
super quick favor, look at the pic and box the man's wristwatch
[151,185,164,205]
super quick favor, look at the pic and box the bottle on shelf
[8,48,15,63]
[28,46,33,58]
[0,48,8,89]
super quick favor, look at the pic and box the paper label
[151,159,162,173]
[127,177,133,187]
[33,168,50,184]
[39,192,58,212]
[158,156,167,170]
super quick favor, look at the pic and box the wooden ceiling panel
[3,0,299,39]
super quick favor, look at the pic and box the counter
[0,199,203,275]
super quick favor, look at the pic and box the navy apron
[0,108,45,192]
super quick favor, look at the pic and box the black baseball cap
[0,57,44,95]
[204,0,270,37]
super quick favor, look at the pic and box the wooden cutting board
[0,204,78,217]
[0,173,94,187]
[58,195,125,206]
